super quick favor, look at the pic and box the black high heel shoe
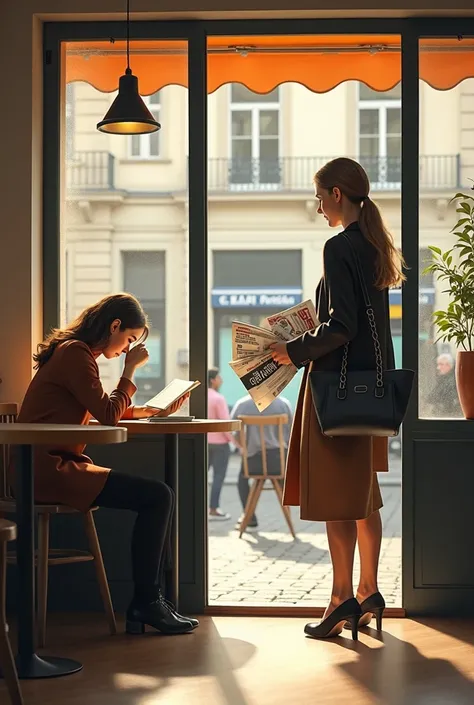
[126,592,195,635]
[305,598,362,640]
[344,592,385,631]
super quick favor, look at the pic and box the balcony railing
[67,151,115,190]
[208,155,461,193]
[66,152,461,194]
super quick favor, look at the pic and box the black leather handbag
[309,235,414,437]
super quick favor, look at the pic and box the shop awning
[65,35,474,95]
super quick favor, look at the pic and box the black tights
[94,471,174,604]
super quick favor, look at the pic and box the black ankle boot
[164,598,199,629]
[126,592,195,635]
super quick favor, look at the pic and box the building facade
[64,77,474,412]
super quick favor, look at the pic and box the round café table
[0,423,127,680]
[107,419,241,608]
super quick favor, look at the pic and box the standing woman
[270,158,404,639]
[14,293,198,635]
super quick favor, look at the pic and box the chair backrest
[238,413,289,479]
[0,518,17,544]
[0,403,18,500]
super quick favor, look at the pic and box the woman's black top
[287,221,395,373]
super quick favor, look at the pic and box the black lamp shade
[97,70,161,134]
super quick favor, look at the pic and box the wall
[1,0,473,404]
[288,82,351,158]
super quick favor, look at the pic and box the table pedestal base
[15,654,83,679]
[164,434,179,609]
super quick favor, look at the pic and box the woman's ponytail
[359,197,405,289]
[315,157,406,290]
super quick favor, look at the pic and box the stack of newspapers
[230,300,318,411]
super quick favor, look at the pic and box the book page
[145,379,200,410]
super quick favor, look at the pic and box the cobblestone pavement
[208,456,401,607]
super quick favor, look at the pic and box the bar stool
[0,402,116,648]
[0,518,23,705]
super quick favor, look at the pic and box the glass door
[206,31,402,611]
[44,22,209,613]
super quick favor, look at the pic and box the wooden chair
[237,414,296,539]
[0,402,116,648]
[0,518,23,705]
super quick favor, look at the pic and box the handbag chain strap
[339,233,384,397]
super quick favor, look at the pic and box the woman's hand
[269,342,292,366]
[125,343,149,370]
[132,406,162,419]
[151,393,191,418]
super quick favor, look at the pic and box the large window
[358,83,401,189]
[230,84,280,189]
[62,41,188,399]
[130,90,161,158]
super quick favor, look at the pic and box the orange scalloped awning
[65,35,474,95]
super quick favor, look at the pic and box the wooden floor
[3,614,474,705]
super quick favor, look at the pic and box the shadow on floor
[336,623,474,705]
[4,618,257,705]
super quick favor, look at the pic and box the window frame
[228,85,282,191]
[65,83,75,160]
[357,84,401,190]
[128,91,162,160]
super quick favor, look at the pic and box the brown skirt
[283,365,386,522]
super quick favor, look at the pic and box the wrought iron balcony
[208,155,461,193]
[66,151,115,191]
[66,152,461,194]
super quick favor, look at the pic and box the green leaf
[427,192,474,347]
[451,193,474,202]
[458,202,472,215]
[452,218,470,231]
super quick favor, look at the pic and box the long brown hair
[33,293,148,369]
[314,157,406,289]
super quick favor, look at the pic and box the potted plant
[425,186,474,419]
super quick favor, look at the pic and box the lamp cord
[126,0,130,72]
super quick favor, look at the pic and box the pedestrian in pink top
[208,367,237,520]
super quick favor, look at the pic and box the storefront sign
[212,287,303,308]
[212,287,434,310]
[389,288,435,308]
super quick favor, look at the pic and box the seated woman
[16,293,198,635]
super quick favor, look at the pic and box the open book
[229,300,318,411]
[144,379,201,411]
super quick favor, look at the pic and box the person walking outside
[208,368,236,521]
[427,353,462,418]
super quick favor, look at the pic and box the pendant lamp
[97,0,161,134]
